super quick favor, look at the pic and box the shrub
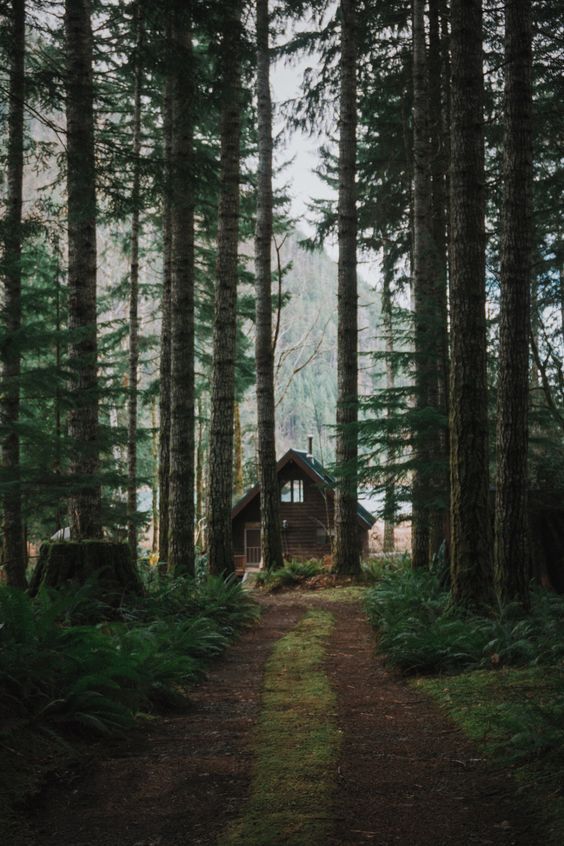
[365,567,564,674]
[255,559,325,591]
[0,574,259,736]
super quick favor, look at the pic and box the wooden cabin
[231,446,375,573]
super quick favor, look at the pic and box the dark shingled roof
[231,447,375,528]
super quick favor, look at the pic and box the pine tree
[411,0,434,569]
[427,0,450,557]
[64,0,103,539]
[127,2,144,561]
[448,0,493,607]
[207,0,243,576]
[494,0,533,604]
[1,0,26,587]
[334,0,360,576]
[381,251,396,554]
[168,0,196,576]
[158,47,173,572]
[255,0,283,571]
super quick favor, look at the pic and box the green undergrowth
[254,559,326,590]
[254,555,399,595]
[220,609,339,846]
[416,668,564,844]
[366,565,564,844]
[365,566,564,673]
[0,574,260,842]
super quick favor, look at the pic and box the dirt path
[325,601,536,846]
[25,594,540,846]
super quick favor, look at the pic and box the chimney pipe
[307,434,313,458]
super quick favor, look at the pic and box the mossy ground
[220,609,339,846]
[416,667,564,844]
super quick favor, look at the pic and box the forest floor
[19,588,542,846]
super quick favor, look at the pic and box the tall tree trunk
[411,0,435,569]
[196,395,205,526]
[54,237,64,534]
[428,0,450,558]
[448,0,493,607]
[207,0,242,576]
[168,2,195,576]
[255,0,283,571]
[334,0,360,576]
[127,4,144,562]
[2,0,26,586]
[151,397,159,554]
[158,58,173,573]
[494,0,533,604]
[381,251,396,554]
[233,401,244,500]
[65,0,102,540]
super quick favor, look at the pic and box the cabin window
[280,479,304,503]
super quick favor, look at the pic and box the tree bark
[381,253,396,554]
[168,1,195,576]
[207,0,242,576]
[2,0,26,587]
[196,395,205,527]
[428,0,450,559]
[494,0,533,605]
[233,401,244,500]
[411,0,435,569]
[255,0,284,571]
[334,0,360,576]
[151,397,159,553]
[65,0,102,540]
[127,3,144,562]
[448,0,493,607]
[158,53,173,573]
[53,238,64,534]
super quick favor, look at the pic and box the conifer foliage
[0,0,561,615]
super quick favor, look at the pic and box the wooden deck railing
[246,546,261,565]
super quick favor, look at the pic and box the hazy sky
[271,52,336,242]
[269,20,379,285]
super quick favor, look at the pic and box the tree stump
[29,541,143,599]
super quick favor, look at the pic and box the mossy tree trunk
[334,0,360,576]
[127,2,144,563]
[2,0,26,587]
[381,253,396,554]
[29,541,142,599]
[168,1,195,577]
[428,0,450,559]
[494,0,533,605]
[64,0,102,540]
[448,0,493,608]
[158,51,173,574]
[207,0,242,576]
[411,0,435,569]
[255,0,284,571]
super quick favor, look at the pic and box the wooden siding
[232,457,368,562]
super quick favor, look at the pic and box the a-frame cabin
[231,444,375,573]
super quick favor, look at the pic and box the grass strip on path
[219,609,339,846]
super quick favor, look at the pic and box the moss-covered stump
[29,541,143,598]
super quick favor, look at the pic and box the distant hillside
[240,232,381,468]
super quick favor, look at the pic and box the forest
[1,0,563,844]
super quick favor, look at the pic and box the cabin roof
[231,447,376,528]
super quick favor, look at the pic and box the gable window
[280,479,304,503]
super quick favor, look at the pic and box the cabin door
[245,526,262,567]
